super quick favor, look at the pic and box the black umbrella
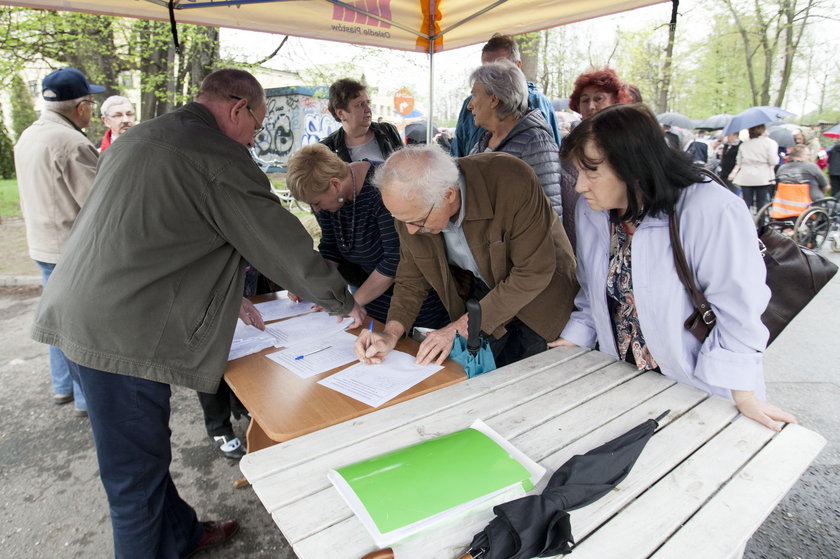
[405,121,438,144]
[460,410,669,559]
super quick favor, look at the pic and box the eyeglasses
[76,98,97,108]
[403,202,436,229]
[229,95,264,136]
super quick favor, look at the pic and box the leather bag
[669,187,838,347]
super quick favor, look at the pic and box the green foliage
[0,118,14,180]
[9,74,37,141]
[0,179,19,216]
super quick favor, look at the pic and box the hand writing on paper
[548,337,577,348]
[239,298,265,330]
[732,390,797,432]
[287,292,302,303]
[355,322,402,364]
[415,314,468,366]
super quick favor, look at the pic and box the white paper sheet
[265,331,359,378]
[253,291,315,322]
[318,350,443,407]
[227,319,277,361]
[264,312,355,348]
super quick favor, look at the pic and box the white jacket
[732,135,779,187]
[561,181,770,400]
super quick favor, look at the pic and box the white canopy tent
[4,0,668,137]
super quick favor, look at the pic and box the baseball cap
[42,67,106,101]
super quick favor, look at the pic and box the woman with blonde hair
[286,144,448,328]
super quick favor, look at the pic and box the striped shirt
[316,164,449,329]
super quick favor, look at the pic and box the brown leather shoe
[183,520,239,558]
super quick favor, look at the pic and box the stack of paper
[253,292,315,321]
[318,350,443,407]
[265,331,359,378]
[227,319,278,361]
[328,420,545,548]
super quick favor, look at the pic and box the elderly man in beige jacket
[14,67,103,416]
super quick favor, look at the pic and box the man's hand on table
[355,321,404,364]
[239,298,265,330]
[732,389,798,432]
[344,300,367,329]
[415,314,468,366]
[548,337,577,348]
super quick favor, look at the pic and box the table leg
[246,416,279,454]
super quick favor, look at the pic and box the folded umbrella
[449,299,496,379]
[460,410,669,559]
[656,112,694,130]
[722,106,795,136]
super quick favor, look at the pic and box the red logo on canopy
[332,1,392,28]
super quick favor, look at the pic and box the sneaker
[53,393,74,405]
[213,435,246,460]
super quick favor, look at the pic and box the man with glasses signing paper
[355,145,578,368]
[31,69,364,557]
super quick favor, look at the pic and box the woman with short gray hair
[468,59,564,219]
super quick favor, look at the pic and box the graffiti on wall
[253,93,340,168]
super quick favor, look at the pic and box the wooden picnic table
[224,292,466,453]
[239,345,825,559]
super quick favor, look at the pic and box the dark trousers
[741,184,773,211]
[830,175,840,198]
[70,361,202,558]
[196,381,247,439]
[471,279,547,368]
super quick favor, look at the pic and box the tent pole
[427,1,435,144]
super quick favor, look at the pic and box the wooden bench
[240,346,826,558]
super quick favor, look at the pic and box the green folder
[328,420,544,547]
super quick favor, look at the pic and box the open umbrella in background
[460,410,670,559]
[656,112,695,130]
[695,113,732,131]
[405,121,439,144]
[722,106,795,136]
[768,126,795,148]
[823,124,840,138]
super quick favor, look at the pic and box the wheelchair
[754,182,834,250]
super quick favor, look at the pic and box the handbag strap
[668,200,717,329]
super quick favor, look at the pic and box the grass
[0,179,21,219]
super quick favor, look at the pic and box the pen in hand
[363,320,374,365]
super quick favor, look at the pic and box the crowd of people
[15,30,826,555]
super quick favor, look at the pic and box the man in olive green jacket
[356,146,577,368]
[32,69,363,558]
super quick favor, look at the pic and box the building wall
[254,86,341,169]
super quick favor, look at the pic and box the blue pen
[363,321,374,364]
[294,345,331,360]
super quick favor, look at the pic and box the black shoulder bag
[669,173,838,346]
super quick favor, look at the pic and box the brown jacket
[387,152,578,340]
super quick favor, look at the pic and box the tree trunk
[515,32,540,83]
[656,0,679,113]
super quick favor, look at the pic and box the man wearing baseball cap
[13,67,105,416]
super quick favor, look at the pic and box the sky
[219,0,839,121]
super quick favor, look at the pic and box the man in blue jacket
[450,33,560,157]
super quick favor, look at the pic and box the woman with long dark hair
[551,103,795,432]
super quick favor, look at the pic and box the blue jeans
[35,260,86,410]
[70,362,202,558]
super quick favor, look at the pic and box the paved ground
[0,251,838,558]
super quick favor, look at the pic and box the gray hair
[44,97,86,115]
[373,144,459,206]
[196,68,265,109]
[101,95,133,117]
[470,59,528,121]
